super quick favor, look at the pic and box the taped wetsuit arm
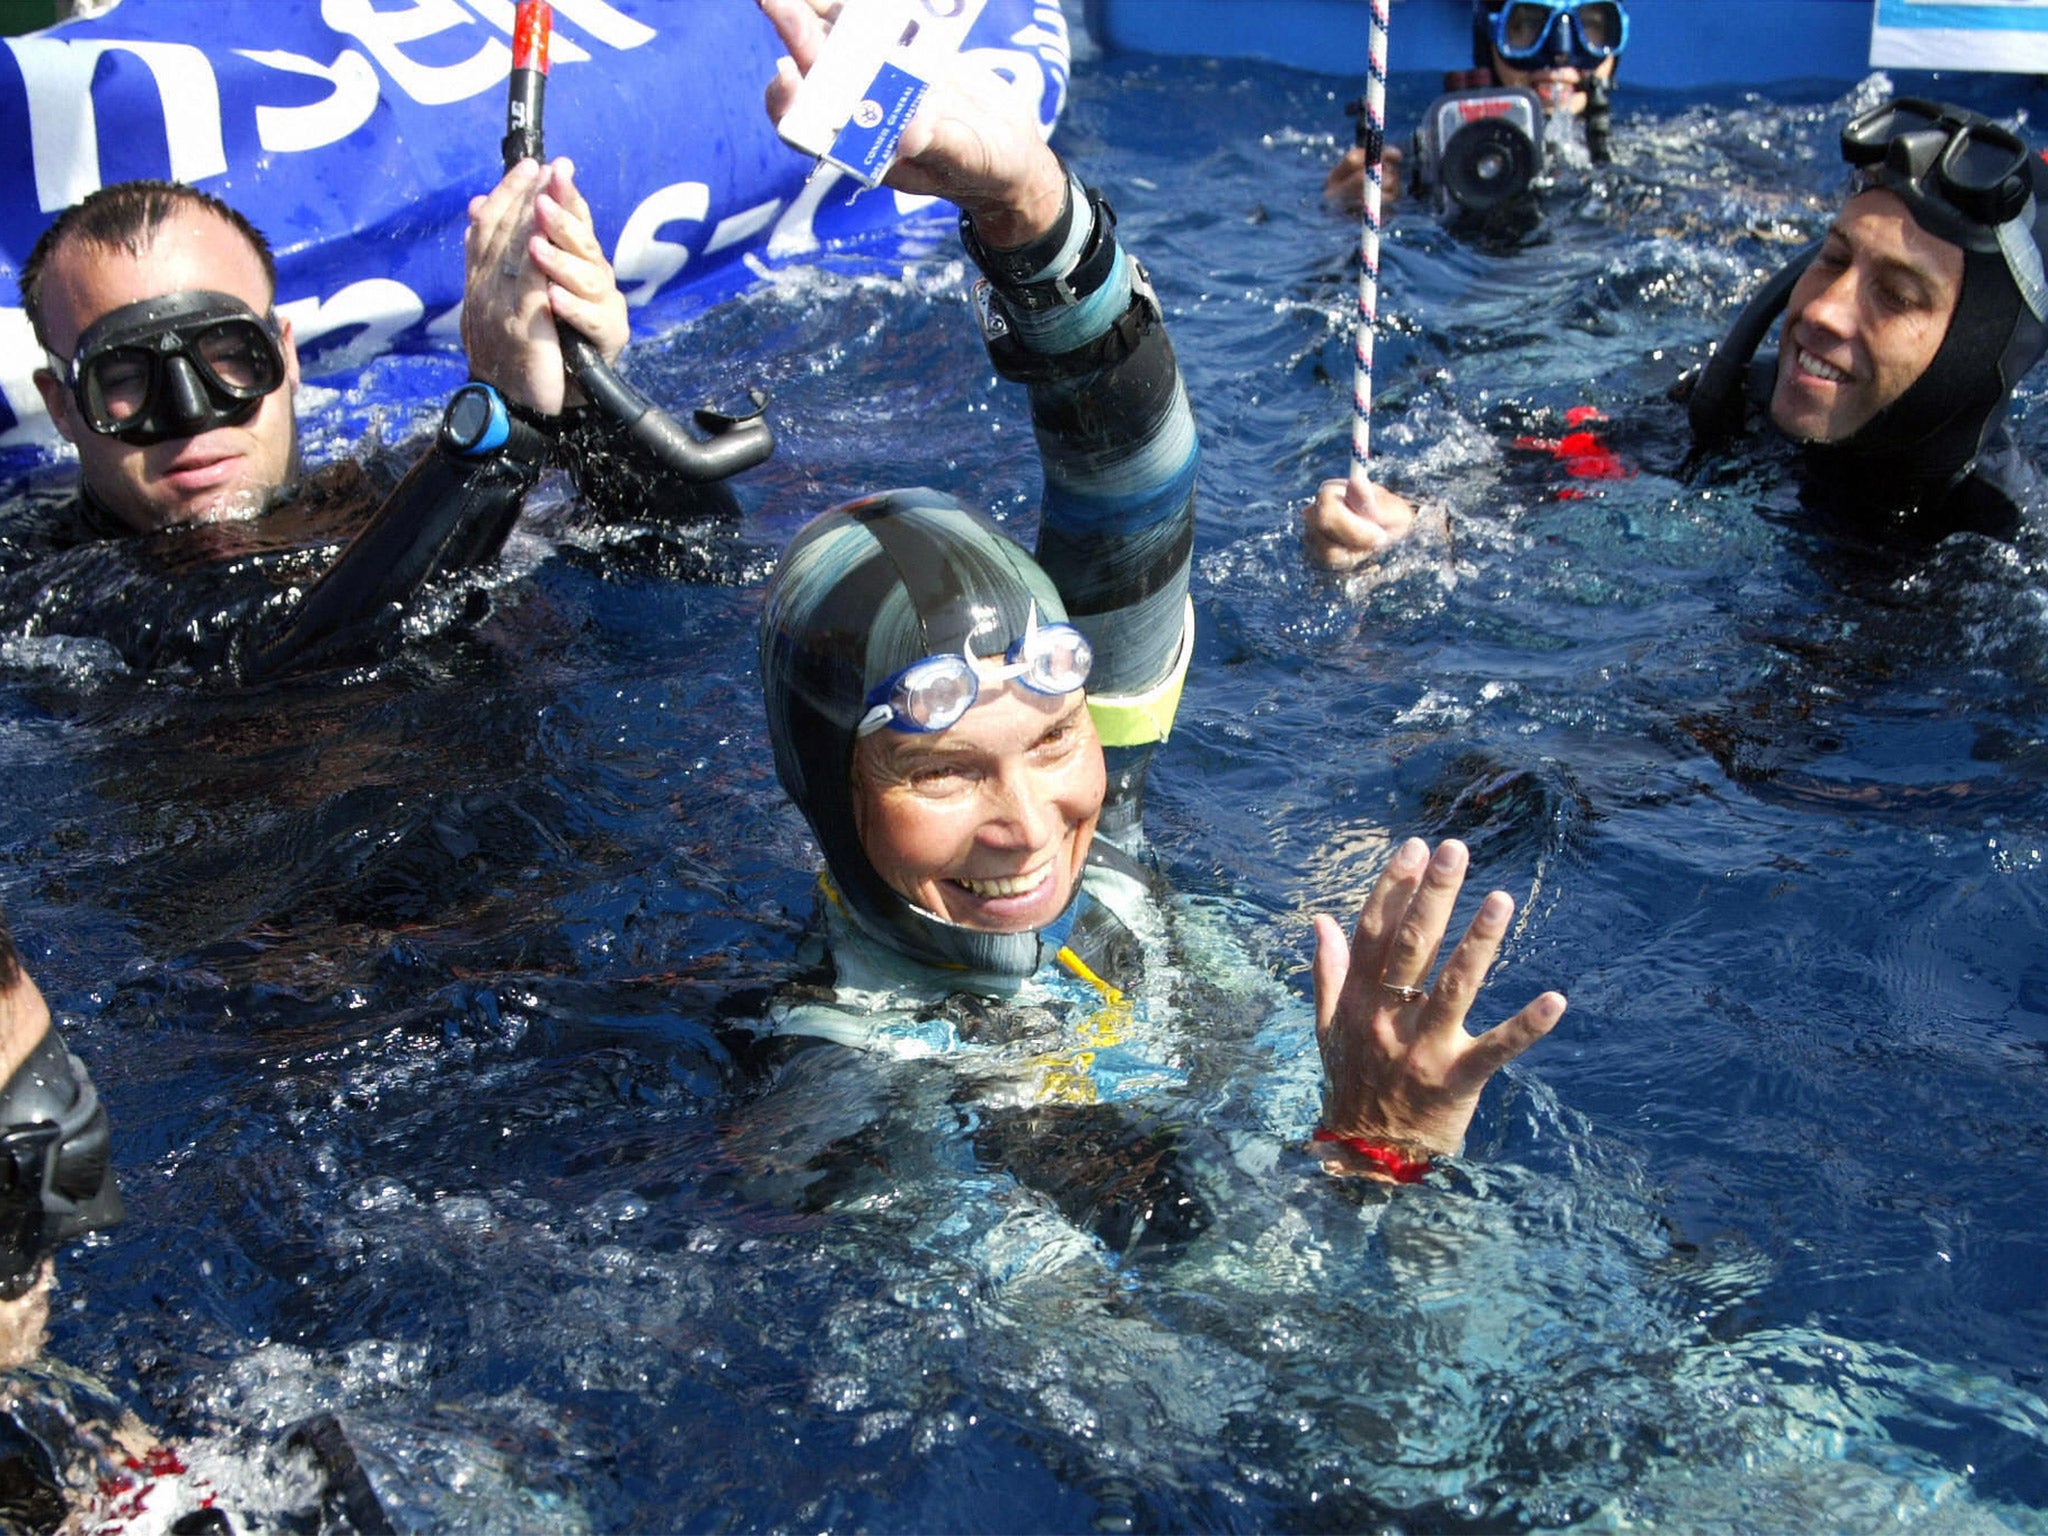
[244,444,537,680]
[968,179,1199,836]
[968,179,1201,727]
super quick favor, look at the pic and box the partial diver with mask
[1688,96,2048,544]
[0,903,395,1534]
[750,0,1564,1252]
[7,172,756,681]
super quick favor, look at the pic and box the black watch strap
[975,260,1163,385]
[960,174,1121,314]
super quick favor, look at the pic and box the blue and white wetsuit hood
[760,487,1098,980]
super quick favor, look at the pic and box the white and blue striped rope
[1350,0,1389,488]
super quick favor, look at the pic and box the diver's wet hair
[18,180,278,351]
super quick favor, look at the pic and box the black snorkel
[1583,73,1612,164]
[504,1,774,484]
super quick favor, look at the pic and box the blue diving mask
[1840,97,2048,321]
[52,289,286,446]
[857,603,1093,736]
[1490,1,1628,66]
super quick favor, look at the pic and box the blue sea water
[4,49,2048,1534]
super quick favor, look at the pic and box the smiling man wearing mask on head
[1308,97,2048,568]
[1686,96,2048,544]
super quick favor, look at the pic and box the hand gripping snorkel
[503,1,774,483]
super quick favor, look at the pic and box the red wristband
[1312,1127,1432,1184]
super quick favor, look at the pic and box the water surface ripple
[2,55,2046,1535]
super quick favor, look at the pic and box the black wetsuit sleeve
[243,443,539,680]
[245,388,760,680]
[1964,436,2045,547]
[971,179,1201,834]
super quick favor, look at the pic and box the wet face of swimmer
[1488,45,1616,118]
[851,680,1106,934]
[31,204,301,535]
[1768,188,1964,447]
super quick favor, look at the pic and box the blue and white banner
[0,0,1071,453]
[1871,0,2048,72]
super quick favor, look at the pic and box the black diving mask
[1841,97,2048,321]
[53,289,286,446]
[0,1031,122,1301]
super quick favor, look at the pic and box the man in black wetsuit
[7,158,734,676]
[1305,96,2048,566]
[1684,96,2048,546]
[0,903,120,1380]
[0,903,392,1531]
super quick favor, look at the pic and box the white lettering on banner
[1023,1,1069,60]
[612,182,711,308]
[548,0,656,50]
[234,47,381,155]
[7,36,227,212]
[321,0,508,107]
[456,0,592,65]
[1011,8,1070,117]
[704,199,782,256]
[0,309,60,451]
[279,279,427,377]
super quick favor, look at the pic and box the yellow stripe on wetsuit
[1085,597,1195,748]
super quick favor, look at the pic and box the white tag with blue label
[825,63,931,186]
[774,0,991,186]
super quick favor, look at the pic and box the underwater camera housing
[1412,87,1546,220]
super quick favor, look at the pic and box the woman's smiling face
[851,681,1105,933]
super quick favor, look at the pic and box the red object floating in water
[1512,406,1635,497]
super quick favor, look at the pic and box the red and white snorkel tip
[512,0,551,76]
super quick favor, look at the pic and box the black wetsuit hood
[0,1028,122,1297]
[1691,127,2048,524]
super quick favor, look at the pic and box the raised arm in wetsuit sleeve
[760,0,1196,833]
[965,179,1200,836]
[240,431,543,679]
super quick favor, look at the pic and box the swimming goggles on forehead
[1841,97,2048,321]
[857,604,1093,736]
[51,289,286,446]
[1490,1,1628,66]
